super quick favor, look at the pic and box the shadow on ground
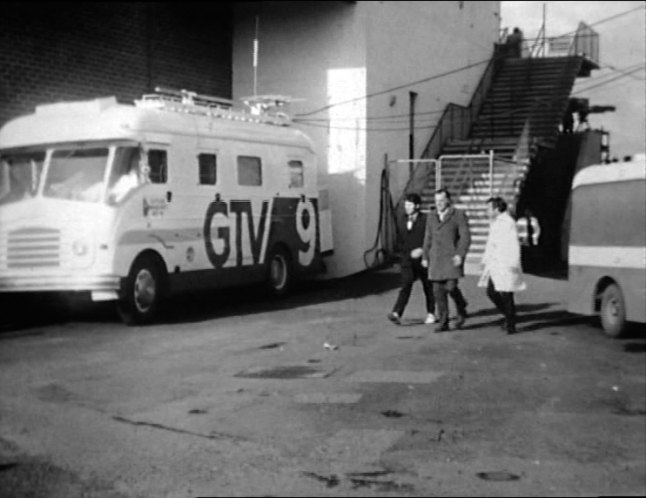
[0,266,402,331]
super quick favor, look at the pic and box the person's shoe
[387,312,401,325]
[434,323,449,333]
[424,313,437,324]
[454,313,467,329]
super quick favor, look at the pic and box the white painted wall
[233,1,500,279]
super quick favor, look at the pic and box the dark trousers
[392,261,435,316]
[486,278,516,329]
[432,279,468,326]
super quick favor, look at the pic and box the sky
[501,1,646,157]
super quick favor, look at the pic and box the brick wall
[0,3,232,126]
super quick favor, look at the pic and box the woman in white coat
[478,197,526,334]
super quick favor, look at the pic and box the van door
[233,153,271,269]
[140,146,176,257]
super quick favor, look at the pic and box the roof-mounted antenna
[240,95,305,119]
[253,16,259,96]
[152,86,234,108]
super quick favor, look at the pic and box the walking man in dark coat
[422,188,471,331]
[387,193,436,325]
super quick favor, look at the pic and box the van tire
[265,246,292,297]
[117,255,164,325]
[600,284,626,338]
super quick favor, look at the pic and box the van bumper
[0,274,121,293]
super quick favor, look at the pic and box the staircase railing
[401,49,500,199]
[523,22,599,65]
[438,152,493,216]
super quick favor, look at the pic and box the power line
[573,66,646,94]
[295,58,490,117]
[596,61,646,82]
[292,4,646,131]
[577,3,645,31]
[295,107,445,122]
[295,5,645,119]
[293,65,645,133]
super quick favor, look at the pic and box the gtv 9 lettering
[296,198,316,266]
[203,198,318,270]
[204,199,269,269]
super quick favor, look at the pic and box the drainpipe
[409,91,418,178]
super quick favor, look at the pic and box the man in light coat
[422,189,471,332]
[478,197,526,334]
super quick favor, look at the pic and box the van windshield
[0,150,46,206]
[44,148,110,202]
[1,144,145,205]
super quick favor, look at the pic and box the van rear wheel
[600,284,626,338]
[118,256,164,325]
[266,246,292,297]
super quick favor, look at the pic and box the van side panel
[567,265,646,322]
[165,195,321,295]
[569,180,645,248]
[567,172,646,323]
[266,197,321,276]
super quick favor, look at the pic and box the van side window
[199,153,217,185]
[237,156,262,186]
[148,149,167,184]
[288,160,304,188]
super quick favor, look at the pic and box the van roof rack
[135,87,292,126]
[240,95,303,116]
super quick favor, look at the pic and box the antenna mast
[253,16,259,96]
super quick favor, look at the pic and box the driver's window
[107,147,141,204]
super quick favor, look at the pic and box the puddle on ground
[34,383,78,403]
[477,471,521,482]
[346,470,393,478]
[348,477,414,493]
[302,470,413,493]
[381,410,406,418]
[235,365,331,379]
[613,405,646,416]
[301,471,340,488]
[259,342,286,350]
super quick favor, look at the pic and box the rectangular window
[237,156,262,186]
[199,153,217,185]
[148,149,167,184]
[288,160,304,188]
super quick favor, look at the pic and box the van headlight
[72,239,89,257]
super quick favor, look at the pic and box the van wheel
[118,256,164,325]
[266,246,292,297]
[600,284,626,338]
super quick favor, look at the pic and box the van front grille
[6,227,61,268]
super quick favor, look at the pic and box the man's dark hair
[486,196,507,212]
[435,188,451,200]
[405,193,422,205]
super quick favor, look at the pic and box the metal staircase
[397,21,600,272]
[405,56,594,274]
[430,56,584,267]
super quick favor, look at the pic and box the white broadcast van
[567,153,646,337]
[0,89,333,324]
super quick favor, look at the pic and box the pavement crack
[111,415,246,443]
